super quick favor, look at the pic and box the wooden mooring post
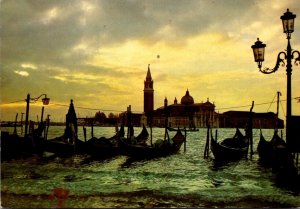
[247,101,254,158]
[83,126,87,142]
[91,119,94,138]
[204,124,210,159]
[184,128,187,152]
[45,114,50,140]
[150,125,153,147]
[13,113,18,135]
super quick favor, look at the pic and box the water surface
[1,126,299,208]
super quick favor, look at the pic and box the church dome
[181,89,194,105]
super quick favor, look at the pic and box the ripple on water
[1,127,299,208]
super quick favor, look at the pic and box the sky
[1,0,300,122]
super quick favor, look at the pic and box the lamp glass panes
[251,38,266,63]
[42,97,50,105]
[281,9,296,36]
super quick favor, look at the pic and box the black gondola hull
[119,128,185,159]
[210,137,248,161]
[119,140,183,159]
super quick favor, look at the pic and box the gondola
[43,125,125,158]
[208,101,254,161]
[1,122,46,160]
[43,124,86,156]
[42,100,85,156]
[210,128,249,161]
[135,124,149,144]
[43,138,85,156]
[86,125,125,146]
[84,125,125,158]
[257,130,296,171]
[119,128,185,159]
[258,130,298,184]
[122,124,149,146]
[257,130,286,165]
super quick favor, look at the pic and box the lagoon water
[1,126,300,208]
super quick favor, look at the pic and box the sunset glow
[1,0,300,122]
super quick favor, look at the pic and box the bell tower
[144,64,154,114]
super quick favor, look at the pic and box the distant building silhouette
[144,64,154,115]
[218,111,284,129]
[151,90,218,128]
[141,65,218,128]
[120,65,284,129]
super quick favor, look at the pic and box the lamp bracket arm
[30,94,47,102]
[259,51,286,74]
[292,50,300,66]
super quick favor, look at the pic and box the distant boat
[1,122,22,127]
[167,127,199,132]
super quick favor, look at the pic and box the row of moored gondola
[1,100,186,161]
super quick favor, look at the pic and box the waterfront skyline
[1,0,300,122]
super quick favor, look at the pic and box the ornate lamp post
[24,93,50,137]
[251,9,300,147]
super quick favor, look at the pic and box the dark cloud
[1,0,256,67]
[1,1,83,65]
[3,0,299,120]
[0,0,258,107]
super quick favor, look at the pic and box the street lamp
[281,8,296,39]
[24,93,50,137]
[251,38,266,70]
[251,8,300,149]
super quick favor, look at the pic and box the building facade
[151,90,218,128]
